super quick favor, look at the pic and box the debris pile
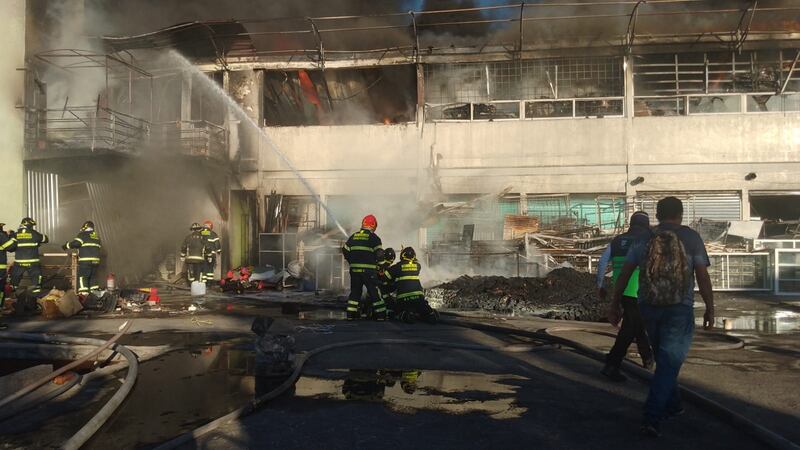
[426,267,608,322]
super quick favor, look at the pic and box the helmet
[81,220,95,231]
[190,222,202,231]
[400,247,416,261]
[203,220,213,230]
[383,247,396,263]
[21,217,36,227]
[361,214,377,231]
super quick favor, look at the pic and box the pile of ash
[426,267,608,322]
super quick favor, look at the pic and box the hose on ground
[0,324,139,450]
[440,317,799,450]
[543,325,746,351]
[0,371,81,422]
[0,320,132,410]
[154,338,559,449]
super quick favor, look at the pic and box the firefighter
[181,223,210,284]
[342,214,387,321]
[200,220,222,283]
[9,217,49,297]
[377,247,396,315]
[385,247,438,324]
[64,221,102,295]
[0,223,14,310]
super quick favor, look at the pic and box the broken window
[263,66,416,126]
[424,56,623,121]
[634,49,800,116]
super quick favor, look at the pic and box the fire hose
[0,321,138,450]
[156,317,796,450]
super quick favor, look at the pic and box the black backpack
[643,229,689,306]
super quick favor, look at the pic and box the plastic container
[191,281,207,296]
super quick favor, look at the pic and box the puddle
[296,369,529,420]
[701,310,800,334]
[86,342,290,449]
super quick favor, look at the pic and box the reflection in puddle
[297,369,529,419]
[704,310,800,334]
[87,342,290,449]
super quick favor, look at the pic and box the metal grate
[424,56,624,105]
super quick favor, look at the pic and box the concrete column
[623,55,637,201]
[180,73,192,122]
[229,69,263,169]
[741,189,750,220]
[0,0,26,222]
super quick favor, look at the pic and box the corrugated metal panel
[26,171,59,239]
[634,192,741,224]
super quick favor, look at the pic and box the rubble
[426,268,608,322]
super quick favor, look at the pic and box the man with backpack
[610,196,714,438]
[596,211,654,382]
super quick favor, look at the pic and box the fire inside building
[0,1,799,449]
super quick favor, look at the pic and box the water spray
[168,51,349,238]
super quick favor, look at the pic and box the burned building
[3,0,800,289]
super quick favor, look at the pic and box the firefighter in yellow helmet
[385,247,438,324]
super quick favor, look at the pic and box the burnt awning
[101,20,256,60]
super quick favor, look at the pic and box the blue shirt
[625,223,710,306]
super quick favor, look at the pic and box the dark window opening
[263,66,416,126]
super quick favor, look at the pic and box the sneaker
[640,421,661,438]
[600,364,627,382]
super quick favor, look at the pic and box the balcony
[152,120,228,160]
[25,106,150,154]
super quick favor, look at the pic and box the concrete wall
[254,111,800,199]
[0,0,26,223]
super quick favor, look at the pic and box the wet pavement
[0,290,798,449]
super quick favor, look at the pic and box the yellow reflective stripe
[207,237,220,242]
[397,291,424,299]
[186,256,205,261]
[0,264,7,269]
[396,276,420,281]
[347,300,360,305]
[15,259,40,264]
[81,243,101,247]
[342,245,351,251]
[79,257,101,262]
[348,246,375,252]
[16,243,38,247]
[349,263,376,269]
[0,239,15,250]
[74,237,84,244]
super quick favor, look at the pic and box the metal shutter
[633,192,741,224]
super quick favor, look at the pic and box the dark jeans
[77,262,100,293]
[347,270,386,316]
[639,303,695,424]
[607,296,653,367]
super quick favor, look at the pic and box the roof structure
[98,0,800,69]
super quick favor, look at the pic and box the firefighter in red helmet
[342,215,386,320]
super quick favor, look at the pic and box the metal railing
[153,120,228,160]
[708,252,771,291]
[25,106,149,153]
[426,96,625,122]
